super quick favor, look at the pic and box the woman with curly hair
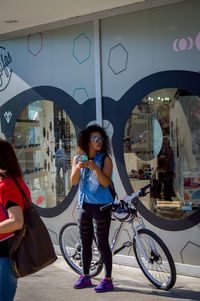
[70,124,114,293]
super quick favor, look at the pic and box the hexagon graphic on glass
[27,32,43,56]
[108,43,128,75]
[73,33,91,64]
[73,88,89,104]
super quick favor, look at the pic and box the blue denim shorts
[0,257,18,301]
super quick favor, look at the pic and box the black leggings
[78,203,112,278]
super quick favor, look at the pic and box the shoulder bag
[8,178,57,278]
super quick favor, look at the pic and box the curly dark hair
[0,138,23,178]
[77,124,111,156]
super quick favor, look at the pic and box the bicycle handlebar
[138,184,151,196]
[139,183,151,192]
[100,183,151,211]
[123,183,151,202]
[100,202,121,211]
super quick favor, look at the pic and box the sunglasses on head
[90,137,104,143]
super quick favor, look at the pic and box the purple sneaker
[94,278,114,293]
[74,275,92,289]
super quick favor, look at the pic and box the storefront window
[13,100,76,208]
[124,88,200,219]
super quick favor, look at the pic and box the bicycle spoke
[59,223,103,277]
[134,229,176,289]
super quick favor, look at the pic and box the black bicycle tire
[59,222,103,277]
[133,228,176,290]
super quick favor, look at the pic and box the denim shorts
[0,257,18,301]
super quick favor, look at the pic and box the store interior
[124,88,200,219]
[13,100,76,208]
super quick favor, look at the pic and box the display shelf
[132,143,148,149]
[15,146,41,153]
[15,120,40,127]
[156,200,181,208]
[24,170,48,180]
[15,118,42,179]
[182,171,200,177]
[133,119,147,124]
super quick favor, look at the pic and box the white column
[93,19,103,126]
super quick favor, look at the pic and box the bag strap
[11,177,32,208]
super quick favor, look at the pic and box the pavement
[15,256,200,301]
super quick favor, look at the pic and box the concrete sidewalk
[15,256,200,301]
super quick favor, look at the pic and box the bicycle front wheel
[59,222,103,277]
[133,229,176,290]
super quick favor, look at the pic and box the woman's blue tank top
[78,151,114,208]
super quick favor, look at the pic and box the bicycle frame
[110,200,158,263]
[111,222,127,255]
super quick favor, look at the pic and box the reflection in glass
[124,88,200,219]
[124,106,163,161]
[13,100,76,208]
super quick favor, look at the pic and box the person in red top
[0,137,32,301]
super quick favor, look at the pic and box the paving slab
[15,256,200,301]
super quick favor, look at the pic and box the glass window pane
[124,88,200,219]
[13,100,76,208]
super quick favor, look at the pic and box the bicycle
[59,184,176,290]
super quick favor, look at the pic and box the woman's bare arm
[70,156,81,185]
[0,206,24,234]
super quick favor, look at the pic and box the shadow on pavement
[112,278,200,300]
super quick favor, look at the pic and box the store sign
[4,111,12,123]
[0,46,12,92]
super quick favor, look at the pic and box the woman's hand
[86,160,98,171]
[77,160,89,170]
[70,156,89,185]
[77,159,98,171]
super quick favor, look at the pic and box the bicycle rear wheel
[59,222,103,277]
[133,228,176,290]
